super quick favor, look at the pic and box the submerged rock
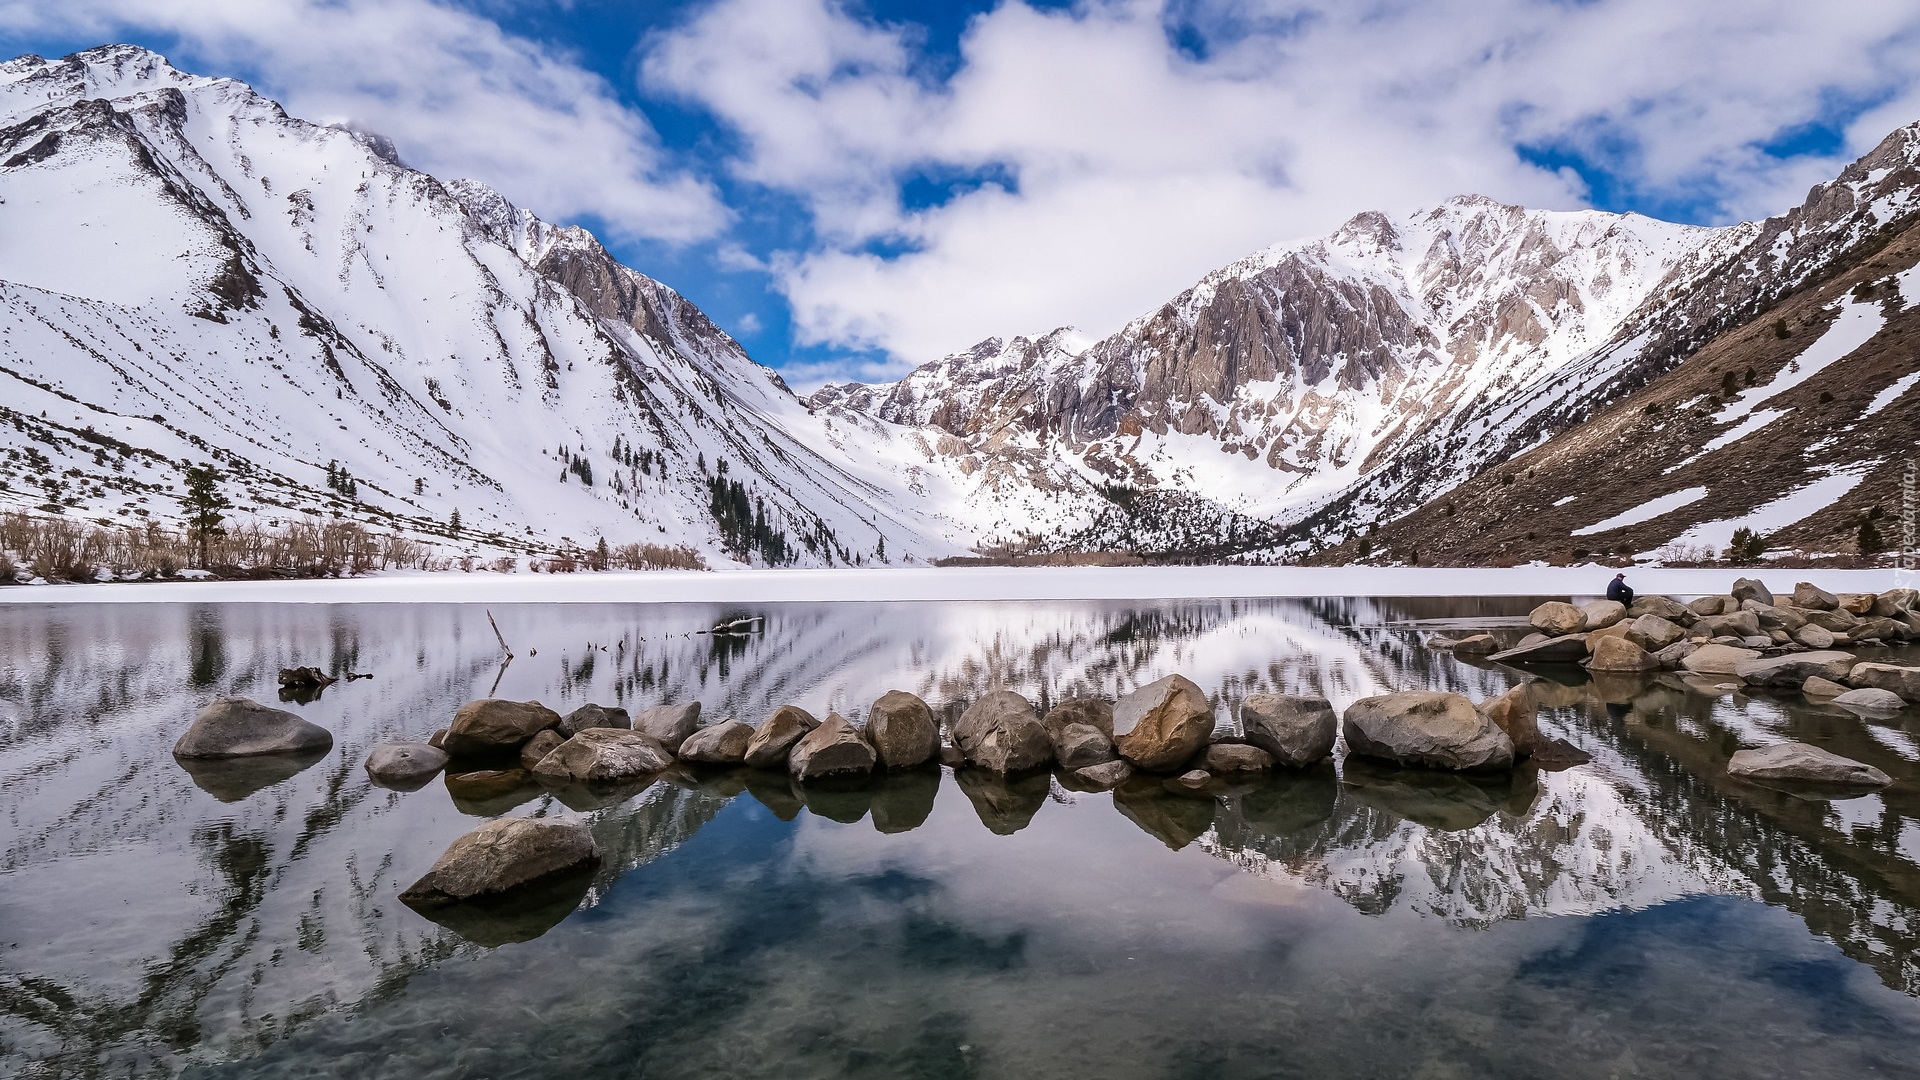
[1238,693,1336,768]
[1113,675,1214,772]
[174,697,334,759]
[865,690,939,769]
[366,741,449,788]
[1067,759,1133,790]
[1342,691,1513,772]
[953,691,1052,774]
[1054,722,1118,769]
[1832,687,1908,711]
[744,705,819,768]
[444,699,561,758]
[399,816,600,907]
[1727,742,1891,789]
[1801,675,1851,697]
[1200,743,1273,773]
[1488,633,1590,664]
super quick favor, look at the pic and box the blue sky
[5,0,1920,389]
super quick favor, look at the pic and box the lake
[3,596,1919,1079]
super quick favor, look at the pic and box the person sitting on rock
[1606,572,1634,605]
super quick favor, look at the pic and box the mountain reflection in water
[1,597,1919,1078]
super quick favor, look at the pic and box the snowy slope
[0,46,972,567]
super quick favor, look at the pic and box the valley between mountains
[1,45,1914,572]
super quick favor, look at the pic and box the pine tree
[1860,516,1885,555]
[180,464,231,569]
[450,508,461,534]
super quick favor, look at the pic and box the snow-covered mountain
[813,197,1719,552]
[0,45,973,567]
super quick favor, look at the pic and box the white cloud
[646,0,1920,373]
[0,0,728,243]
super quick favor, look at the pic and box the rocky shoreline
[163,575,1919,930]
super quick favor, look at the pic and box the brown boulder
[173,698,334,759]
[678,719,754,765]
[399,817,599,905]
[632,703,701,753]
[1848,663,1920,702]
[1792,582,1839,610]
[1588,636,1659,672]
[1200,743,1273,773]
[1727,742,1890,788]
[1478,684,1539,757]
[517,729,565,771]
[1112,675,1215,772]
[558,703,630,738]
[744,705,819,768]
[1529,601,1586,636]
[1626,614,1686,651]
[952,691,1052,774]
[1041,697,1114,738]
[788,713,877,780]
[530,729,673,782]
[1054,723,1117,769]
[865,690,939,769]
[1238,693,1336,768]
[1342,691,1514,771]
[444,699,561,758]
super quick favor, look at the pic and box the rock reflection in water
[175,747,329,802]
[1340,759,1535,832]
[443,768,544,815]
[955,768,1049,834]
[400,865,598,947]
[1113,775,1217,849]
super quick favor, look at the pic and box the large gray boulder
[1112,675,1215,772]
[1068,759,1133,791]
[678,719,754,765]
[1833,688,1908,711]
[632,703,701,753]
[365,741,448,786]
[399,817,600,905]
[530,728,673,782]
[1688,595,1730,617]
[1734,651,1856,688]
[558,703,630,738]
[1054,723,1117,769]
[1730,577,1774,606]
[1696,610,1762,639]
[444,699,561,758]
[1681,643,1760,675]
[1727,743,1890,788]
[788,713,877,780]
[1342,691,1514,772]
[1577,600,1627,630]
[744,705,819,768]
[1848,663,1920,702]
[865,690,939,769]
[953,691,1052,774]
[1528,601,1585,636]
[1792,582,1839,610]
[174,698,334,759]
[1625,614,1686,651]
[1042,697,1114,738]
[1238,693,1337,768]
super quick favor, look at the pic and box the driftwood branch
[486,609,514,660]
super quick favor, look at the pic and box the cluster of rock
[1429,577,1919,792]
[1431,579,1920,706]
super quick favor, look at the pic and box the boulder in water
[1342,691,1514,772]
[1478,684,1539,758]
[173,698,334,759]
[1727,742,1890,788]
[518,729,565,771]
[1068,759,1133,790]
[1238,693,1336,768]
[1680,643,1760,675]
[632,702,701,753]
[444,700,561,758]
[559,703,630,738]
[1112,675,1214,772]
[1734,651,1856,688]
[530,729,673,782]
[399,817,600,905]
[953,691,1052,774]
[865,690,939,769]
[1054,723,1117,769]
[1588,636,1659,672]
[678,719,754,765]
[1528,601,1585,636]
[744,705,819,768]
[1042,697,1115,738]
[1832,687,1907,711]
[365,741,448,787]
[1848,662,1920,702]
[1200,743,1273,773]
[1452,633,1499,655]
[788,713,877,780]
